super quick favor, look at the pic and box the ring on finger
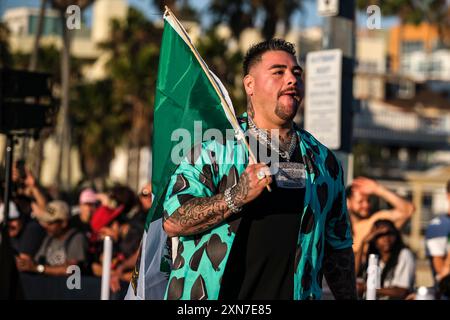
[256,169,266,180]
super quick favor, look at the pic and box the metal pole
[366,254,380,300]
[321,1,355,183]
[2,135,14,231]
[101,236,113,300]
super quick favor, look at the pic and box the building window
[398,80,414,99]
[430,60,442,77]
[401,41,424,54]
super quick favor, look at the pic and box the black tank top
[219,144,305,300]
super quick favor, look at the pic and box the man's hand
[233,163,272,207]
[110,267,123,293]
[163,163,272,237]
[362,225,391,244]
[353,176,414,230]
[31,202,45,219]
[99,222,120,242]
[16,255,37,273]
[12,166,20,183]
[24,168,36,188]
[352,177,381,196]
[96,193,111,207]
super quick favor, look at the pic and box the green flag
[145,10,238,229]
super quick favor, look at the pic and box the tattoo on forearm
[323,246,357,300]
[232,171,250,207]
[168,172,251,235]
[169,193,228,235]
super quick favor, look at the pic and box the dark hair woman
[356,219,416,299]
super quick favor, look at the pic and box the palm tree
[100,7,162,190]
[208,0,305,40]
[22,0,48,174]
[71,79,129,182]
[49,0,94,190]
[29,0,48,71]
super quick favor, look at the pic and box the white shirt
[380,248,416,290]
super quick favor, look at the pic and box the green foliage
[353,141,383,177]
[101,7,162,147]
[153,0,199,21]
[11,43,86,86]
[71,79,130,178]
[68,7,162,179]
[196,28,246,113]
[208,0,305,40]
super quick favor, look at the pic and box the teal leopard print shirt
[163,113,353,300]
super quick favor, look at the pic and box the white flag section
[124,218,169,300]
[210,71,236,118]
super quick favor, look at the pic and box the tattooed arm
[163,163,272,237]
[323,245,358,300]
[163,193,232,236]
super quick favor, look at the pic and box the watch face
[37,265,45,273]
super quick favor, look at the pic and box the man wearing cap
[16,200,88,276]
[0,185,46,259]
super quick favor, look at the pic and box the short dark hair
[345,185,353,200]
[243,38,296,75]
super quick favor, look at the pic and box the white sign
[318,0,339,17]
[304,49,342,150]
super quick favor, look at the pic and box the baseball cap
[38,200,70,223]
[79,188,97,205]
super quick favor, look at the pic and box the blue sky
[1,0,399,30]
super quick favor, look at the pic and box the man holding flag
[126,8,356,300]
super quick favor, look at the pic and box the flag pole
[164,6,271,191]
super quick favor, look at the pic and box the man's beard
[274,101,299,121]
[350,210,369,220]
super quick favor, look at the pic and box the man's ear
[243,74,254,96]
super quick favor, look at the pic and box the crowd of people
[347,177,450,300]
[1,160,449,300]
[0,160,153,297]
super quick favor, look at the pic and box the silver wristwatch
[224,187,242,214]
[36,264,45,274]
